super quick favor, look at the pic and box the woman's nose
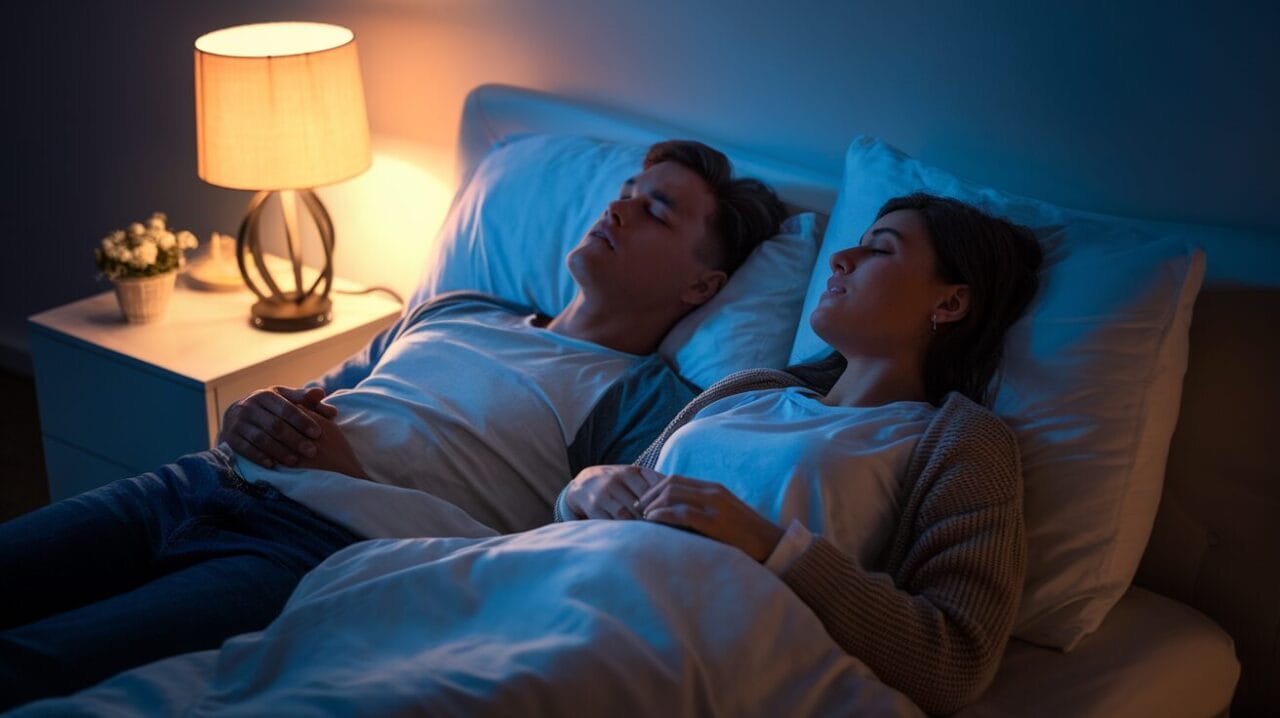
[830,247,858,273]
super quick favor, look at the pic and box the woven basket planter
[112,271,177,323]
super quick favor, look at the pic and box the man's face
[566,161,721,313]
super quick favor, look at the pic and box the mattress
[958,587,1240,717]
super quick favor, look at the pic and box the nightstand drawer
[28,282,401,500]
[31,330,210,472]
[41,435,140,501]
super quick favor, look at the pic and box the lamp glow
[194,21,371,331]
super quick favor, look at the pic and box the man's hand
[292,405,368,480]
[220,386,338,469]
[636,474,784,563]
[564,465,665,520]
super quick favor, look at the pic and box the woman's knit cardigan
[555,369,1027,715]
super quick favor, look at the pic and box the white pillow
[658,212,823,388]
[417,133,821,389]
[791,136,1205,651]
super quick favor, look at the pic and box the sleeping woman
[556,192,1043,714]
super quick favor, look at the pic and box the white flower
[135,242,158,266]
[97,213,201,278]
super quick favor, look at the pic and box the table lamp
[194,21,371,331]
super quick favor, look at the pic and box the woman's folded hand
[636,474,785,563]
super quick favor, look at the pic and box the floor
[0,369,50,522]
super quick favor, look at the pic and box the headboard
[456,84,841,214]
[452,83,1278,714]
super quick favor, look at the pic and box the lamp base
[250,293,333,332]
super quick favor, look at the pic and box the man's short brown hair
[643,140,787,274]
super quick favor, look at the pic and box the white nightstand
[28,273,403,501]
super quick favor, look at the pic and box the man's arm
[566,355,698,476]
[308,307,419,393]
[218,308,414,469]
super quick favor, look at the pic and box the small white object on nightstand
[185,232,245,292]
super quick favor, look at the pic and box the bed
[16,84,1278,717]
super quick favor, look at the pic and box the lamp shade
[194,22,371,190]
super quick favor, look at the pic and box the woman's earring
[930,314,937,333]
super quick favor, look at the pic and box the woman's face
[809,209,957,359]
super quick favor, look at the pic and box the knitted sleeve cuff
[764,519,814,575]
[553,486,578,522]
[780,533,872,616]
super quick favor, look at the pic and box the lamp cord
[333,286,405,306]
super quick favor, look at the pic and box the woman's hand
[637,475,785,563]
[220,386,338,469]
[564,465,664,520]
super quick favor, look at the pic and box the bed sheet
[958,587,1239,717]
[15,521,923,717]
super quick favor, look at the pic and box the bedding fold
[17,521,923,717]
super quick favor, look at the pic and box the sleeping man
[0,140,787,709]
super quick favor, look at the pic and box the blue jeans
[0,446,360,709]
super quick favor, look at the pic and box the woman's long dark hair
[789,193,1043,407]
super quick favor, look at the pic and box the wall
[4,0,1278,371]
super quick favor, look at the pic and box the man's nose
[606,198,631,226]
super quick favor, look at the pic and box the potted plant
[95,212,198,323]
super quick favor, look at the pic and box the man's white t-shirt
[236,302,639,538]
[654,386,935,568]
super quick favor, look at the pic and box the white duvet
[18,521,922,717]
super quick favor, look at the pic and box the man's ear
[933,284,970,325]
[681,270,728,307]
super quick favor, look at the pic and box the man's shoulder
[406,291,545,324]
[617,353,699,394]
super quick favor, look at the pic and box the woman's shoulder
[694,368,805,403]
[912,392,1023,507]
[931,393,1019,455]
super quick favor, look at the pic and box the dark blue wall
[4,0,1278,369]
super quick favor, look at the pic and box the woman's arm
[630,412,1025,716]
[779,428,1025,716]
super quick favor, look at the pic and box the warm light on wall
[296,139,456,305]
